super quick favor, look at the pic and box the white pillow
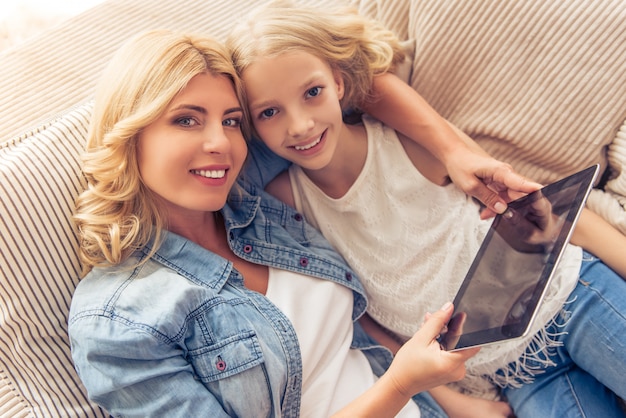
[0,102,107,417]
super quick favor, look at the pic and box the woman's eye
[260,108,277,119]
[223,117,241,127]
[176,117,197,127]
[306,86,322,98]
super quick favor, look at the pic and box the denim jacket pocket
[188,331,279,416]
[188,330,264,382]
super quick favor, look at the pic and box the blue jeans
[414,391,448,418]
[501,251,626,418]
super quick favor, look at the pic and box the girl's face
[242,50,345,170]
[137,73,247,218]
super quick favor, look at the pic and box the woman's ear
[333,69,345,100]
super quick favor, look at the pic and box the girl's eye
[306,86,322,98]
[260,108,277,119]
[176,117,197,127]
[223,117,241,127]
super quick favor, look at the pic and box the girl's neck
[302,122,367,199]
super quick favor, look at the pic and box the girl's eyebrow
[299,73,325,91]
[249,73,326,111]
[249,99,275,112]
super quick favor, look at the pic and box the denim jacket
[68,149,393,417]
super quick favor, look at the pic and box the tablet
[438,164,599,351]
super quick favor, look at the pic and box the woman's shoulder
[68,257,221,339]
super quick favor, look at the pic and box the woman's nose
[202,127,232,153]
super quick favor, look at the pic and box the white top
[265,267,420,417]
[288,115,582,389]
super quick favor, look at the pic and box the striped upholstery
[0,0,342,146]
[0,103,106,417]
[406,0,626,185]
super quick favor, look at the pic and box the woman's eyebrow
[170,104,207,114]
[168,104,242,115]
[224,106,243,115]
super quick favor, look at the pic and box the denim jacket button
[293,213,303,222]
[299,257,309,267]
[345,272,353,281]
[216,357,227,371]
[243,244,253,254]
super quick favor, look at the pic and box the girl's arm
[571,208,626,279]
[362,73,541,216]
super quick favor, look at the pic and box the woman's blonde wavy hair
[226,0,405,113]
[74,30,247,276]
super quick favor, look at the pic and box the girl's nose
[287,111,314,138]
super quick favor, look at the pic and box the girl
[68,29,481,417]
[227,2,626,417]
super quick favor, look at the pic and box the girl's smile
[292,129,327,153]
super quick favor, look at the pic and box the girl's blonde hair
[74,30,247,276]
[226,0,405,112]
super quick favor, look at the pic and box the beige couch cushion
[0,0,344,145]
[360,0,626,233]
[0,103,107,417]
[412,1,626,183]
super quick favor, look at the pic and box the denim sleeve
[69,318,232,418]
[242,137,291,189]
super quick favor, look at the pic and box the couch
[2,0,625,416]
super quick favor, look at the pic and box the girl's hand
[443,145,542,219]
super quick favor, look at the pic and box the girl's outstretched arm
[362,73,541,217]
[571,208,626,279]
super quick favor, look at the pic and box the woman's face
[137,73,247,218]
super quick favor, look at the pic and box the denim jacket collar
[137,191,261,292]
